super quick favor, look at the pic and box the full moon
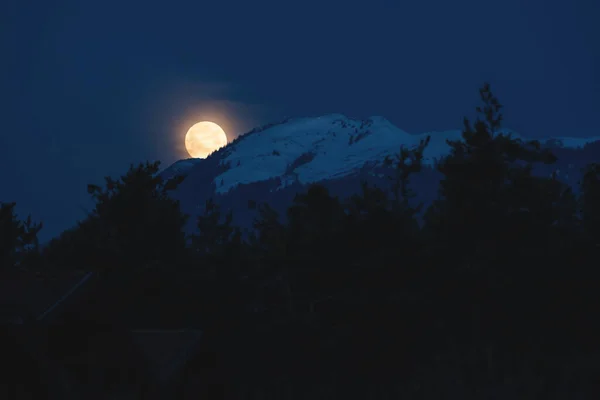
[185,121,228,158]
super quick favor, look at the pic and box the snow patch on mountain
[209,114,600,194]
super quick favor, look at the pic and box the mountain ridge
[163,113,600,192]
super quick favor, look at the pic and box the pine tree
[284,185,347,317]
[248,203,293,319]
[383,135,430,214]
[191,198,241,259]
[0,202,42,270]
[424,83,563,271]
[418,84,584,357]
[43,161,188,271]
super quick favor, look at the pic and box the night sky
[1,0,598,242]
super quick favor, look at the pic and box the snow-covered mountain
[161,114,600,233]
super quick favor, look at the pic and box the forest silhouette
[2,84,600,398]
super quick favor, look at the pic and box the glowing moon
[185,121,228,158]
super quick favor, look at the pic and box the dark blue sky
[1,0,598,241]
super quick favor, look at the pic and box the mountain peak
[214,114,436,194]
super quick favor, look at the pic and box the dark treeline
[2,84,600,398]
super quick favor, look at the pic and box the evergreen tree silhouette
[286,184,346,258]
[190,198,248,331]
[247,203,292,318]
[418,83,592,375]
[191,198,241,260]
[384,135,430,214]
[424,83,564,275]
[285,185,348,303]
[43,161,188,271]
[0,201,42,270]
[250,202,286,257]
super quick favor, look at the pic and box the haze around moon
[184,121,228,158]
